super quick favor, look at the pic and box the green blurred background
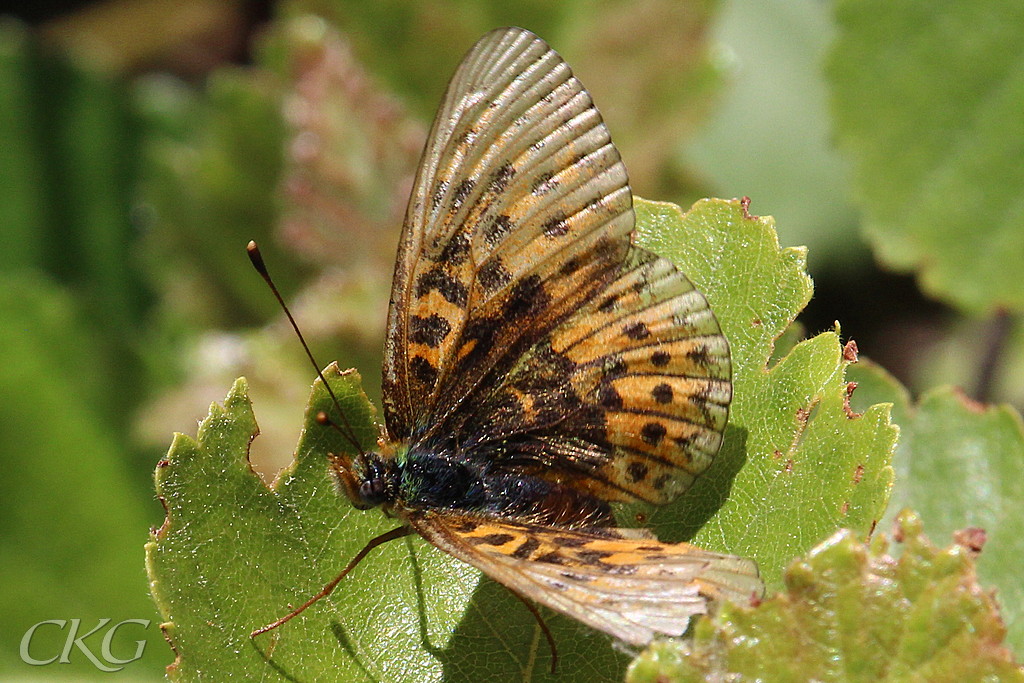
[1,0,1020,678]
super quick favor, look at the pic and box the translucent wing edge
[410,512,763,646]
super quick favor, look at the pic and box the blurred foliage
[828,0,1024,315]
[1,0,1022,679]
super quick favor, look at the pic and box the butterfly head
[328,449,399,510]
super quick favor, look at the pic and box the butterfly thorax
[330,442,614,527]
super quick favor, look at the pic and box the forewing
[453,246,731,505]
[410,512,762,646]
[383,27,633,440]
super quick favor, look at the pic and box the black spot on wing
[531,171,557,195]
[538,551,568,565]
[511,536,541,559]
[576,549,613,566]
[409,355,438,387]
[490,163,516,193]
[503,274,548,319]
[483,214,513,247]
[598,384,623,409]
[439,231,471,265]
[410,314,451,347]
[416,267,468,307]
[542,213,569,238]
[602,355,628,378]
[431,179,449,210]
[559,256,583,276]
[641,422,667,445]
[626,461,648,482]
[652,383,673,404]
[474,533,515,546]
[451,178,475,209]
[478,259,512,293]
[651,350,671,367]
[624,321,650,340]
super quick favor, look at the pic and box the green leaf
[627,510,1024,682]
[827,0,1024,314]
[848,360,1024,654]
[633,199,896,588]
[149,198,899,678]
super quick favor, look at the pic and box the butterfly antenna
[246,240,364,455]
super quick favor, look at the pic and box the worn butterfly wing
[383,27,634,441]
[409,511,762,645]
[450,245,731,505]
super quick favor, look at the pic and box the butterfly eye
[358,477,388,506]
[353,455,394,508]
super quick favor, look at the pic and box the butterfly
[255,26,762,661]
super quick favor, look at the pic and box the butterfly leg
[251,525,414,637]
[506,588,558,675]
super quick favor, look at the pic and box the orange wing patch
[411,512,762,646]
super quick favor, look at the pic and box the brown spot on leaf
[852,464,865,484]
[953,386,988,413]
[843,339,859,362]
[844,382,862,419]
